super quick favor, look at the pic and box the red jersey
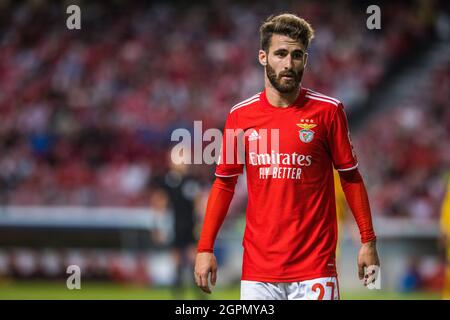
[215,87,358,282]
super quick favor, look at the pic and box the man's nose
[284,56,294,69]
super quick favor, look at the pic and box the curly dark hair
[260,13,315,52]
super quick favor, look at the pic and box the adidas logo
[248,129,261,142]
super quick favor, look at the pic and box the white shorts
[240,276,339,300]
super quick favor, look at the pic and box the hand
[357,240,380,286]
[194,252,217,294]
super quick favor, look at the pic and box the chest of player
[240,109,330,160]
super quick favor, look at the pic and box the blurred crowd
[356,58,450,220]
[399,255,445,293]
[0,0,447,224]
[0,248,176,286]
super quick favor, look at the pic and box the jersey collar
[261,86,307,110]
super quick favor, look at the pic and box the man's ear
[258,50,267,66]
[303,52,308,68]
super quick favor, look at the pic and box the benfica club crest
[297,123,317,143]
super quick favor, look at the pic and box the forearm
[197,176,238,252]
[339,169,376,243]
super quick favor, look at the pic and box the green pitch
[0,280,441,300]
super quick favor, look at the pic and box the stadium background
[0,0,449,299]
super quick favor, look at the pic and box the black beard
[266,62,303,94]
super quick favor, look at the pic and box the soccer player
[440,174,450,299]
[194,13,380,300]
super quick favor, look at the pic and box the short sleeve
[215,111,245,177]
[327,103,358,171]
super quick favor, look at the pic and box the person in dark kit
[156,155,203,299]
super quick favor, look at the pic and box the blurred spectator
[399,257,422,292]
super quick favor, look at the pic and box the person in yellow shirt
[334,169,347,224]
[440,174,450,299]
[334,169,349,258]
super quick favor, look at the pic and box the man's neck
[265,83,301,108]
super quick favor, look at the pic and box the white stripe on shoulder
[231,93,259,108]
[306,89,341,104]
[230,98,260,113]
[230,93,261,113]
[305,94,339,107]
[336,163,359,172]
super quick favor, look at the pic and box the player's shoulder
[229,92,262,114]
[303,88,342,108]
